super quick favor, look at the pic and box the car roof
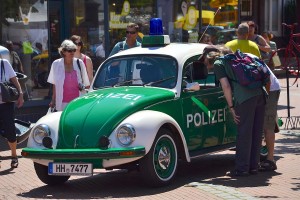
[109,43,208,65]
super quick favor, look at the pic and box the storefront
[0,0,291,121]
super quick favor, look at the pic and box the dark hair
[70,35,83,45]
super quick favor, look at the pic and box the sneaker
[259,160,277,171]
[11,157,18,168]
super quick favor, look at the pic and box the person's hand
[16,93,24,108]
[230,107,240,124]
[49,100,55,108]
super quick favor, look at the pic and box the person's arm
[49,84,56,108]
[219,77,240,124]
[257,35,271,53]
[10,76,24,108]
[85,56,94,84]
[14,53,24,73]
[109,43,120,57]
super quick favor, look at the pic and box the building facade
[0,0,298,121]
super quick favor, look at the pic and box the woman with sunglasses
[47,40,90,111]
[70,35,94,83]
[109,23,141,57]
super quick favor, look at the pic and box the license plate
[48,162,93,176]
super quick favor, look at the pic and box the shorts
[0,102,16,143]
[263,90,280,130]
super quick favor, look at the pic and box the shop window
[1,0,50,101]
[200,0,238,45]
[264,0,282,36]
[108,0,155,54]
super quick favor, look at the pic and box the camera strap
[76,59,83,83]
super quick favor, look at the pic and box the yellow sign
[121,1,130,16]
[175,6,199,30]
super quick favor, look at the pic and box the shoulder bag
[0,59,19,102]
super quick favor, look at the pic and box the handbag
[272,54,281,67]
[0,59,20,102]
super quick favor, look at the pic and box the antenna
[198,7,221,43]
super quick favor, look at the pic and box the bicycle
[268,23,300,88]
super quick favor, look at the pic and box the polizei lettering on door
[186,108,226,128]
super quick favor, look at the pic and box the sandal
[11,157,18,168]
[259,160,277,171]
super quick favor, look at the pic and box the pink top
[62,70,79,103]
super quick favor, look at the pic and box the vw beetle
[22,22,237,187]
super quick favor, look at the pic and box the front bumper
[21,146,146,159]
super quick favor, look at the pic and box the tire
[139,128,178,187]
[34,162,70,186]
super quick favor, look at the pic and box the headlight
[32,124,51,144]
[116,124,136,146]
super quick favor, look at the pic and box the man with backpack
[109,23,141,57]
[214,45,268,177]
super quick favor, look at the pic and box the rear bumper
[21,146,146,159]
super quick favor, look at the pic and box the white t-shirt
[95,44,105,58]
[245,53,281,91]
[0,59,17,103]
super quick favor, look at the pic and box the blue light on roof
[149,18,163,35]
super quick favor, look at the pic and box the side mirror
[191,61,208,80]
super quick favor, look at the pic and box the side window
[182,54,218,90]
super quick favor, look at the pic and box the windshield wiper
[113,78,142,87]
[144,76,176,86]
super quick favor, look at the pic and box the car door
[180,61,236,153]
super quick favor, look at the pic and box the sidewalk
[0,129,299,200]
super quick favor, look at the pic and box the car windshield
[93,55,178,89]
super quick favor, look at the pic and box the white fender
[103,110,190,168]
[26,112,62,149]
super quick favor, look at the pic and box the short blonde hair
[58,39,77,57]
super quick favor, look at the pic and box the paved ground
[0,76,299,200]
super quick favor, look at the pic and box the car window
[93,55,178,89]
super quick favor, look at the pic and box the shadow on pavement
[16,153,276,199]
[15,133,300,199]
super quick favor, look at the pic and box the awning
[209,0,238,8]
[202,10,215,25]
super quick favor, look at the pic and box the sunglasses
[64,49,76,53]
[126,31,136,34]
[74,41,83,46]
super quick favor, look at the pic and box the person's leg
[263,90,280,162]
[1,102,19,168]
[234,96,258,173]
[250,94,265,171]
[8,141,17,158]
[265,129,275,161]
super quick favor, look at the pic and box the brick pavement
[0,76,299,200]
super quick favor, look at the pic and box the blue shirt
[109,40,141,57]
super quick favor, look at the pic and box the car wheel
[34,162,70,185]
[139,128,178,187]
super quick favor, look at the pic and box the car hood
[57,87,175,148]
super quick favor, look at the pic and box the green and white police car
[22,21,237,187]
